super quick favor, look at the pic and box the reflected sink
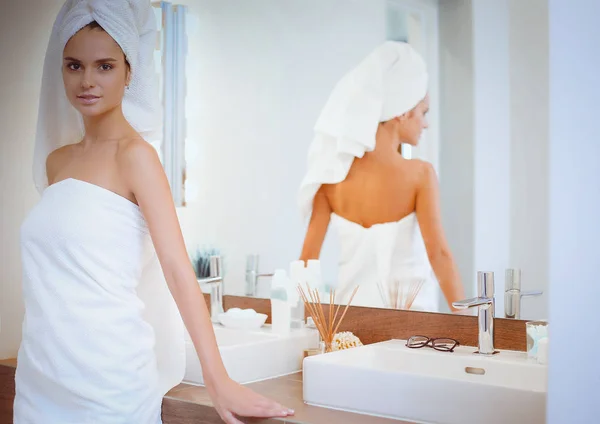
[185,325,319,385]
[303,339,547,424]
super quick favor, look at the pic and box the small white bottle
[270,269,291,335]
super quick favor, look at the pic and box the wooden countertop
[0,359,16,368]
[164,372,409,424]
[1,359,409,423]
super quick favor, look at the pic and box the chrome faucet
[504,268,543,319]
[198,255,224,323]
[245,254,274,297]
[452,271,497,355]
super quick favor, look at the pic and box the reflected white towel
[331,212,439,311]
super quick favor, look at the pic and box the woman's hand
[207,377,294,424]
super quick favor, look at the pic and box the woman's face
[397,94,430,146]
[62,25,130,118]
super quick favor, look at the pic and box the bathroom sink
[303,339,547,424]
[185,325,319,385]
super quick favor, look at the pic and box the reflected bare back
[300,144,465,311]
[325,153,421,228]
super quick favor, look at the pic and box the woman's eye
[100,64,113,71]
[68,63,80,70]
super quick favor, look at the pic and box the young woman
[15,1,293,423]
[298,42,465,312]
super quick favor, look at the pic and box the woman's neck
[366,122,402,162]
[81,106,135,143]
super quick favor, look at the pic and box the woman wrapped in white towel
[15,1,294,423]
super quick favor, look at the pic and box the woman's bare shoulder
[116,136,163,179]
[407,159,438,193]
[117,137,158,162]
[46,144,79,183]
[47,143,77,163]
[405,158,435,178]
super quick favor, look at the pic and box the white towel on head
[33,0,161,194]
[298,41,428,220]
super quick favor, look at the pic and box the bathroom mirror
[179,0,549,322]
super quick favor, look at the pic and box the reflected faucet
[198,255,224,323]
[452,271,497,355]
[504,268,543,319]
[245,254,274,297]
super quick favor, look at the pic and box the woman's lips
[77,95,100,105]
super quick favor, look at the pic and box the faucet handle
[452,271,495,310]
[504,288,543,319]
[505,269,543,297]
[521,290,543,298]
[503,268,543,318]
[453,296,491,309]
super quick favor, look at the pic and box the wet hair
[82,21,131,71]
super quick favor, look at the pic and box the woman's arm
[414,161,466,312]
[119,139,294,424]
[300,186,332,263]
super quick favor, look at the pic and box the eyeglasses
[405,335,460,352]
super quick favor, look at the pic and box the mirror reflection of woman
[298,42,465,312]
[14,2,293,423]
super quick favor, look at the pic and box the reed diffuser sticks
[297,283,359,352]
[377,278,424,310]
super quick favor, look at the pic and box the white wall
[438,0,476,305]
[176,0,388,295]
[438,0,549,319]
[472,0,511,315]
[508,0,549,320]
[0,0,65,359]
[547,0,600,422]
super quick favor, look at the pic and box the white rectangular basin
[303,339,547,424]
[185,325,319,385]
